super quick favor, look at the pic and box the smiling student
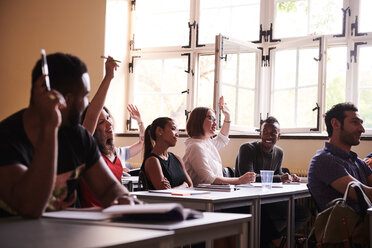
[183,96,256,186]
[235,116,308,248]
[235,116,299,182]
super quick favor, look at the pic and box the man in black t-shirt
[0,53,140,218]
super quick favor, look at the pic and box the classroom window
[130,55,189,130]
[273,0,343,38]
[132,0,190,48]
[199,0,261,44]
[105,0,372,135]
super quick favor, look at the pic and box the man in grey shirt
[308,102,372,212]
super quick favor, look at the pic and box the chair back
[138,170,149,191]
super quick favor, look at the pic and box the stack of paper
[195,184,238,192]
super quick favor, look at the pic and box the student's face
[158,120,179,147]
[260,122,280,152]
[339,111,365,146]
[66,73,90,126]
[95,109,115,147]
[203,110,217,138]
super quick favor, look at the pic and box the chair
[222,166,236,178]
[138,170,148,191]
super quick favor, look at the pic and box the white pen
[100,56,121,63]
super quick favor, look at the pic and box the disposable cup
[260,170,274,191]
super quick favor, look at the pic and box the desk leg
[287,197,295,248]
[252,199,260,248]
[235,221,248,248]
[370,213,372,248]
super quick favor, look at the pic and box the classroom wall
[118,135,372,175]
[1,0,371,174]
[0,0,108,120]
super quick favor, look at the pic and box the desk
[0,217,173,248]
[122,176,139,192]
[134,183,310,248]
[368,207,372,248]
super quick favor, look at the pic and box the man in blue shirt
[308,102,372,212]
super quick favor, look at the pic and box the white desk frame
[134,183,310,248]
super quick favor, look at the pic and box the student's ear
[155,126,163,137]
[331,118,341,130]
[64,93,74,106]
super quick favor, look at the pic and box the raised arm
[219,96,231,137]
[83,57,118,134]
[0,76,66,218]
[127,104,145,158]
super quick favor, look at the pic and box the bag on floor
[307,181,371,248]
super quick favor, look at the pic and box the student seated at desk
[141,117,193,190]
[79,57,145,207]
[235,116,309,248]
[183,96,256,186]
[0,53,140,218]
[308,103,372,213]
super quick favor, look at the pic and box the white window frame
[121,0,372,136]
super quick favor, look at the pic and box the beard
[340,127,361,146]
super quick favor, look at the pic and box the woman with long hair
[183,96,256,186]
[141,117,193,190]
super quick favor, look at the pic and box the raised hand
[127,104,142,122]
[33,75,66,129]
[104,56,119,80]
[219,96,230,120]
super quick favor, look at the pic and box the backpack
[308,181,371,248]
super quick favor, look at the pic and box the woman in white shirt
[183,96,256,186]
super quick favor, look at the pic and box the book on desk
[195,184,238,192]
[42,203,203,221]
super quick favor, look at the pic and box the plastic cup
[260,170,274,191]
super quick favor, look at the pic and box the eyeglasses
[206,115,217,123]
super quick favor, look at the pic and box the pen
[41,49,51,91]
[100,56,121,63]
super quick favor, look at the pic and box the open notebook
[42,203,203,221]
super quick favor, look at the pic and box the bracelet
[224,120,231,123]
[138,122,143,127]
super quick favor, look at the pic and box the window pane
[326,46,346,111]
[358,47,372,88]
[272,47,319,129]
[222,85,237,124]
[358,46,372,129]
[298,48,318,87]
[237,89,255,126]
[297,87,317,127]
[359,0,372,33]
[197,55,215,109]
[272,90,295,127]
[239,53,256,88]
[199,0,260,44]
[133,57,188,129]
[135,0,190,48]
[359,90,372,129]
[221,51,257,127]
[273,50,297,89]
[274,0,343,38]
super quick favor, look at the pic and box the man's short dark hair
[31,53,87,103]
[260,116,280,131]
[324,102,358,138]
